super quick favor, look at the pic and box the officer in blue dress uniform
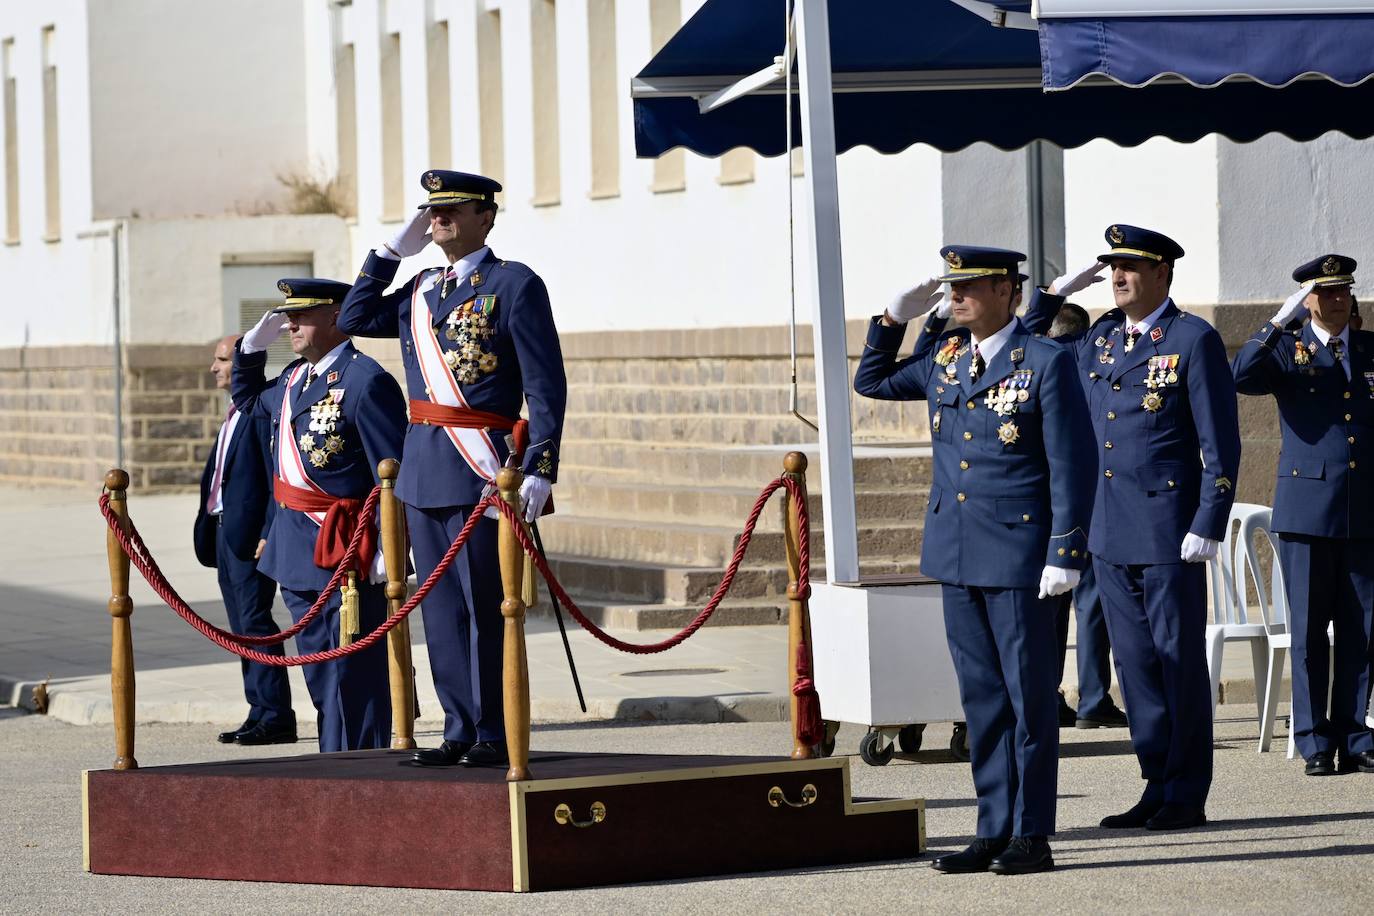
[338,170,567,769]
[194,335,294,745]
[1233,254,1374,776]
[855,247,1095,875]
[1026,225,1242,830]
[231,279,407,753]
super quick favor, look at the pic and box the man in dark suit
[856,246,1096,875]
[195,335,295,745]
[340,169,567,769]
[1233,255,1374,776]
[1026,225,1242,830]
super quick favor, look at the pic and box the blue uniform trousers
[280,583,391,753]
[216,532,293,728]
[1277,533,1374,760]
[1055,561,1115,717]
[1094,558,1212,807]
[406,505,505,744]
[942,584,1059,839]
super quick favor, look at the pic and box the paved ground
[2,709,1371,913]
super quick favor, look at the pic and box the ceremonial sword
[506,435,586,713]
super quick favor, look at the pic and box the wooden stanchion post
[378,459,416,750]
[783,452,816,760]
[497,467,532,782]
[104,470,138,771]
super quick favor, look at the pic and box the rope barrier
[98,487,381,648]
[98,489,492,667]
[99,475,810,662]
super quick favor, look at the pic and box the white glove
[1038,565,1081,600]
[1271,281,1315,328]
[931,290,952,319]
[376,209,433,260]
[1049,261,1108,297]
[241,310,290,354]
[519,475,552,524]
[1180,533,1219,564]
[885,276,944,324]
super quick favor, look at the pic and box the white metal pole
[795,0,859,584]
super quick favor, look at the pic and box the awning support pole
[796,0,859,585]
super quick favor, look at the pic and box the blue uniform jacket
[854,316,1095,589]
[1024,291,1241,565]
[338,249,567,509]
[1232,321,1374,539]
[230,341,408,591]
[193,413,276,568]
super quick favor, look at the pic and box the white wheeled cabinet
[809,579,969,766]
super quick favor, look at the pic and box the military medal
[934,337,961,367]
[1294,341,1311,366]
[1142,391,1163,412]
[931,409,942,433]
[441,296,501,385]
[997,420,1020,445]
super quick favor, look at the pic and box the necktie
[1124,327,1142,352]
[206,405,237,513]
[304,366,317,389]
[441,266,459,298]
[1330,338,1349,379]
[970,344,985,382]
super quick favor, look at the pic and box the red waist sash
[274,478,375,572]
[408,401,529,458]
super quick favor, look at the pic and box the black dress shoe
[931,838,1009,874]
[235,721,298,746]
[1145,804,1207,831]
[411,740,472,767]
[217,719,257,744]
[1337,750,1374,774]
[1305,751,1337,776]
[1100,797,1163,828]
[1057,696,1077,728]
[1076,704,1129,729]
[988,836,1054,875]
[459,741,510,767]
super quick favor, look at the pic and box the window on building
[648,0,683,193]
[42,27,59,240]
[379,31,405,221]
[2,39,17,244]
[428,20,451,168]
[477,9,505,193]
[335,42,358,218]
[531,0,560,206]
[718,149,754,186]
[587,0,618,199]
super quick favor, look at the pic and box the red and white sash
[276,362,328,527]
[410,269,503,482]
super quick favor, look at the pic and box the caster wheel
[950,722,970,762]
[897,723,925,754]
[859,729,895,767]
[819,719,840,758]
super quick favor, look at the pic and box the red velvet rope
[98,489,493,666]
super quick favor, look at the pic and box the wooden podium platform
[84,750,925,892]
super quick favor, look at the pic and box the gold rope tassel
[339,570,360,647]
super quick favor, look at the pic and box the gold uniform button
[1105,441,1113,449]
[1057,547,1066,556]
[1022,513,1031,521]
[1351,461,1358,469]
[1107,411,1117,420]
[967,401,976,410]
[1292,469,1299,476]
[1104,470,1113,478]
[1089,372,1099,379]
[1349,436,1356,445]
[1112,383,1121,391]
[959,460,969,470]
[1071,550,1080,558]
[956,492,967,502]
[963,432,973,441]
[1345,413,1353,421]
[1344,391,1352,399]
[1168,480,1175,487]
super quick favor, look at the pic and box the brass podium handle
[767,783,818,808]
[554,801,607,828]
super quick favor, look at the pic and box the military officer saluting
[339,170,567,769]
[856,247,1095,875]
[232,279,407,753]
[1233,255,1374,776]
[1027,225,1242,830]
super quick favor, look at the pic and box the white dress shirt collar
[450,245,491,283]
[1124,298,1171,337]
[1308,321,1350,349]
[308,339,351,379]
[970,317,1017,364]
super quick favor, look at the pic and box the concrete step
[528,592,789,631]
[557,442,934,490]
[554,481,927,529]
[535,513,923,568]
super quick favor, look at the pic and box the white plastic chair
[1205,503,1270,723]
[1237,509,1334,756]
